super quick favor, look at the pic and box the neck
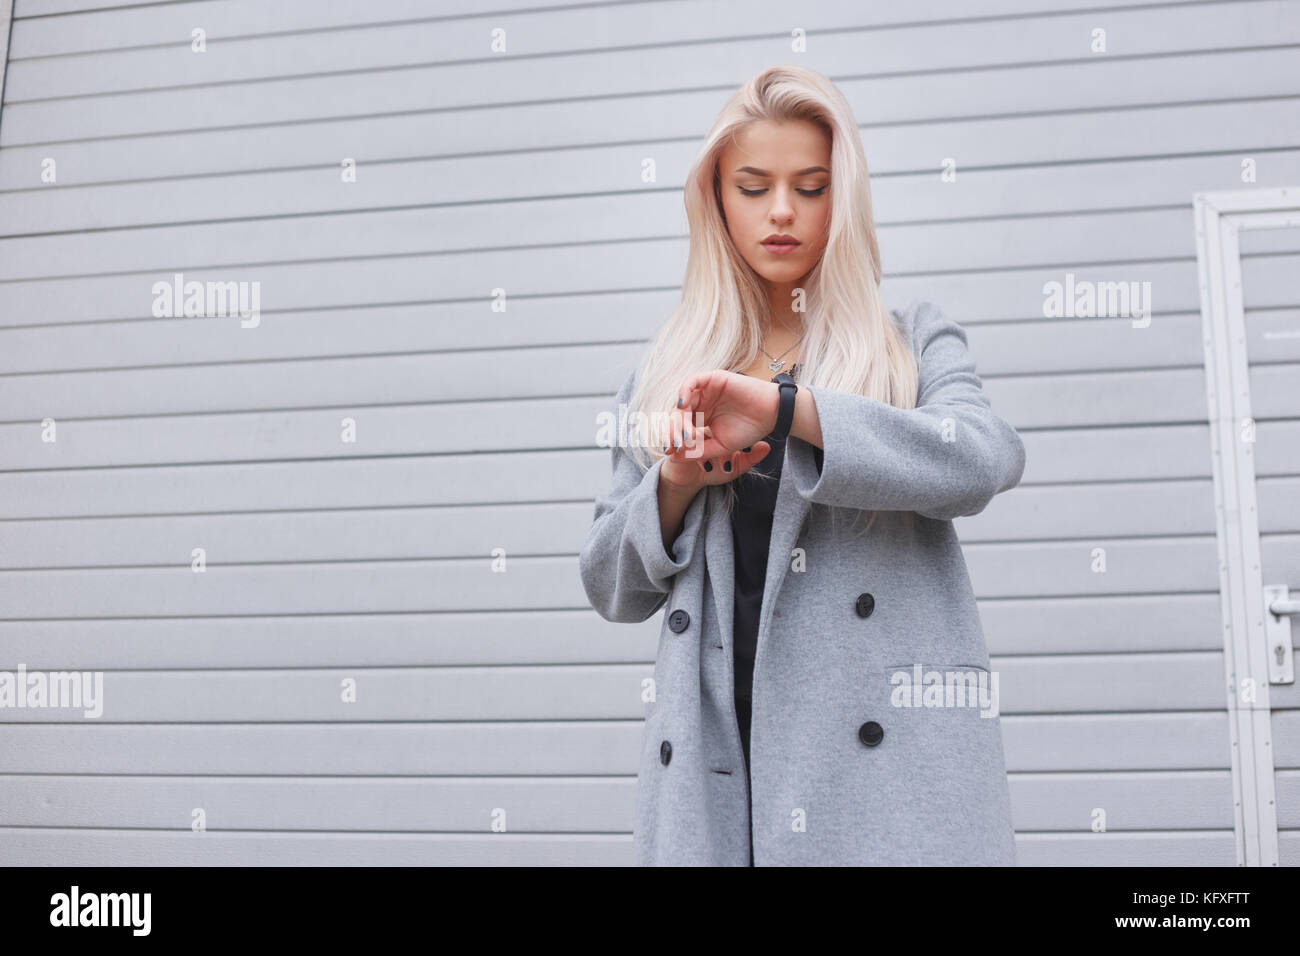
[764,279,804,335]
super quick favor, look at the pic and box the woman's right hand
[660,425,774,491]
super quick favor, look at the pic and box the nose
[768,185,795,224]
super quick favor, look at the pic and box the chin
[754,263,811,283]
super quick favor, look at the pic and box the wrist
[659,459,703,497]
[768,373,798,441]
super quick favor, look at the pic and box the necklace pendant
[768,358,785,371]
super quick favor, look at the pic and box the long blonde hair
[627,65,919,535]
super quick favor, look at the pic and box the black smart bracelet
[769,371,798,442]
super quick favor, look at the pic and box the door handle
[1264,585,1296,685]
[1269,597,1300,616]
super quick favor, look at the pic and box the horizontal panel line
[0,553,579,570]
[0,207,1218,279]
[0,771,641,778]
[0,191,1218,244]
[12,32,1294,105]
[0,255,1214,326]
[0,419,1243,468]
[4,0,1232,35]
[0,824,1239,835]
[2,0,1244,70]
[0,448,623,473]
[0,499,608,519]
[0,649,1228,673]
[1014,828,1234,835]
[5,81,1294,149]
[6,138,1299,199]
[0,824,635,836]
[0,610,617,622]
[8,0,681,62]
[0,340,665,377]
[0,505,1236,528]
[0,344,1217,382]
[0,766,1237,779]
[0,285,685,331]
[0,664,664,674]
[0,371,1221,423]
[12,0,230,27]
[0,596,1227,623]
[0,719,654,725]
[0,539,1223,571]
[0,710,1236,724]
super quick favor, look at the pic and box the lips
[762,234,799,247]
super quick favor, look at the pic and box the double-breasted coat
[579,299,1026,866]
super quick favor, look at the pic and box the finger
[729,441,773,475]
[682,408,699,458]
[676,376,704,415]
[681,433,732,461]
[677,370,723,415]
[663,407,682,454]
[676,380,697,414]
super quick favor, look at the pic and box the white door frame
[1194,186,1300,867]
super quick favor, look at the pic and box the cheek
[805,205,831,253]
[725,197,758,238]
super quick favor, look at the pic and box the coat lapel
[703,444,812,662]
[704,483,734,654]
[756,443,811,646]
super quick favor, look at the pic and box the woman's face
[717,118,832,290]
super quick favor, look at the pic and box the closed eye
[738,186,827,197]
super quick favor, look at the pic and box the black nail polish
[663,443,670,453]
[723,461,732,473]
[676,398,683,408]
[682,428,688,444]
[743,446,752,453]
[704,460,713,472]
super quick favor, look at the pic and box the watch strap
[769,372,798,442]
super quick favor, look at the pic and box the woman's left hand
[668,370,779,462]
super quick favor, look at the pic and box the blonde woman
[579,66,1025,866]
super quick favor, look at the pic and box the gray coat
[579,299,1026,866]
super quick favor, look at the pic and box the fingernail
[663,443,669,453]
[723,461,732,473]
[743,446,751,453]
[676,397,683,408]
[704,460,713,472]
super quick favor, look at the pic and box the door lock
[1264,585,1297,684]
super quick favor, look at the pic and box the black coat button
[855,593,875,618]
[858,721,884,747]
[668,609,690,633]
[660,740,672,765]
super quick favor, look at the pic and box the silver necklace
[760,334,803,373]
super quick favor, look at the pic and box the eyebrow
[735,165,829,176]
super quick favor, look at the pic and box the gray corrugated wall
[0,0,1297,865]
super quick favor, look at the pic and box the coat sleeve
[784,300,1026,521]
[579,370,708,623]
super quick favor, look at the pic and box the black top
[730,428,825,777]
[730,431,783,778]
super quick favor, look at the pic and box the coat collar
[704,443,812,661]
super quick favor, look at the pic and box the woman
[579,66,1026,866]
